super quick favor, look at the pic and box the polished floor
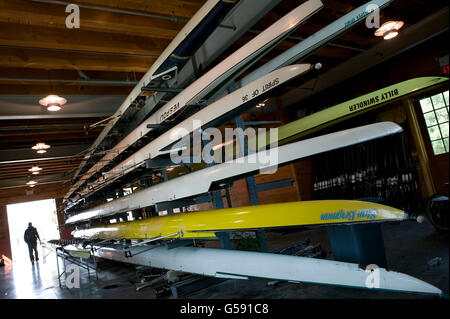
[0,255,158,299]
[0,218,448,299]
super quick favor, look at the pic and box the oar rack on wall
[312,132,420,212]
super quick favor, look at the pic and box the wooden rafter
[0,47,154,72]
[0,0,183,39]
[72,0,205,19]
[0,22,170,56]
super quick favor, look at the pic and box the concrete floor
[0,218,448,299]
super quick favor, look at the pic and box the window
[419,90,449,155]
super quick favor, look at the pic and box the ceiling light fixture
[32,142,51,154]
[26,181,37,187]
[28,166,42,175]
[256,99,268,108]
[375,21,404,40]
[39,95,67,112]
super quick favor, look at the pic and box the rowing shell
[78,64,313,199]
[254,76,449,149]
[65,122,402,224]
[85,242,442,296]
[66,0,239,198]
[72,200,407,240]
[64,0,323,202]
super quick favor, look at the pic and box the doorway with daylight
[6,199,60,264]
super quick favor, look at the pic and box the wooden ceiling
[0,0,207,203]
[0,0,448,204]
[2,0,440,95]
[0,157,83,181]
[0,117,104,150]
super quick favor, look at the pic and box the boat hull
[72,200,407,240]
[65,122,402,224]
[87,243,442,296]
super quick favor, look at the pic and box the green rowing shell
[256,76,448,148]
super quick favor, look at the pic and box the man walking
[24,223,41,264]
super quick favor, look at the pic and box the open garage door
[6,199,60,264]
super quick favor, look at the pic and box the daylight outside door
[6,199,60,264]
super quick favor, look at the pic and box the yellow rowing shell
[72,200,407,240]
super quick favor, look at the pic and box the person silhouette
[24,222,41,264]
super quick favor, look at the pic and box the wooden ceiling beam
[0,22,170,56]
[72,0,205,20]
[0,124,94,131]
[0,182,69,206]
[0,174,74,181]
[0,79,136,87]
[0,170,77,178]
[0,67,144,81]
[0,0,182,39]
[0,121,103,130]
[0,164,82,172]
[0,139,95,148]
[0,117,105,126]
[0,131,98,138]
[0,83,133,95]
[0,164,77,171]
[0,139,96,150]
[0,128,101,137]
[0,134,98,145]
[1,168,77,175]
[1,172,76,178]
[0,169,80,177]
[0,166,80,174]
[0,156,82,164]
[0,160,83,169]
[0,47,153,72]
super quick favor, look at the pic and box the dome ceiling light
[32,142,51,154]
[375,21,404,40]
[28,166,42,175]
[39,94,67,112]
[256,99,269,108]
[26,180,37,187]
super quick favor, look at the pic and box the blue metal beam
[255,178,294,193]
